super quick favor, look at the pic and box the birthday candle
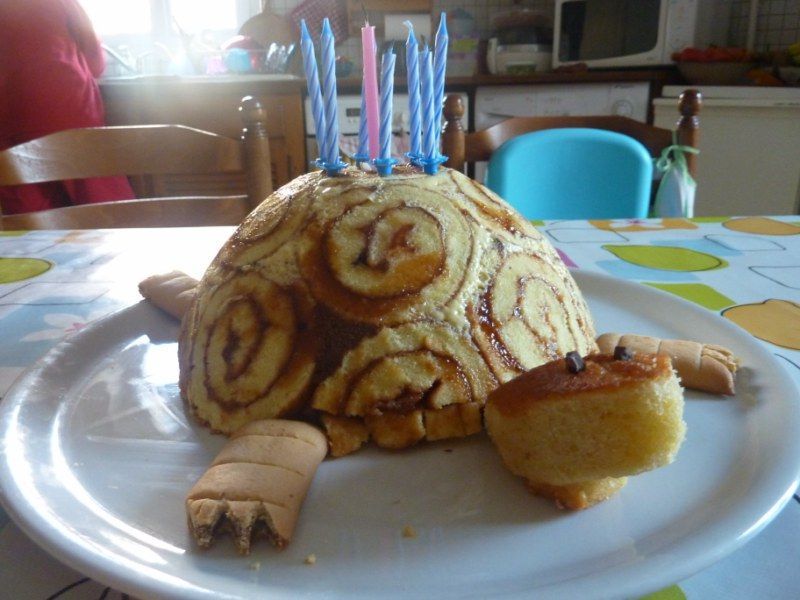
[361,23,381,160]
[433,13,448,150]
[299,20,326,159]
[356,78,369,160]
[404,21,421,162]
[420,47,435,160]
[379,50,396,160]
[320,18,340,166]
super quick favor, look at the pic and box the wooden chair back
[0,96,273,229]
[442,89,702,178]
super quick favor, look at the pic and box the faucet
[136,44,175,76]
[102,44,137,76]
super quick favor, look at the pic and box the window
[171,0,239,33]
[79,0,261,60]
[79,0,151,35]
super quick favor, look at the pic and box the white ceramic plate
[1,271,799,600]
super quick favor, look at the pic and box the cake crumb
[402,525,417,539]
[248,561,261,571]
[304,553,317,565]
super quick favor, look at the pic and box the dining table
[0,216,798,599]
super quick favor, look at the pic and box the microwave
[553,0,729,69]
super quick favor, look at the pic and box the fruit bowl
[677,61,755,85]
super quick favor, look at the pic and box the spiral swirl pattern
[298,180,474,325]
[180,270,316,433]
[447,170,540,242]
[469,250,596,381]
[313,321,495,450]
[215,173,316,270]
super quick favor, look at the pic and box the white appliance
[304,93,470,164]
[473,82,650,181]
[553,0,729,69]
[486,41,552,75]
[654,85,800,216]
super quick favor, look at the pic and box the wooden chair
[442,89,702,218]
[0,96,273,230]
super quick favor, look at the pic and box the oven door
[304,94,410,165]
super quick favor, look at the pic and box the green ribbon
[654,131,700,185]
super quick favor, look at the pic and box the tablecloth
[0,216,798,599]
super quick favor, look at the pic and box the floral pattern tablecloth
[0,217,798,599]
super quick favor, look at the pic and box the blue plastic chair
[484,128,653,220]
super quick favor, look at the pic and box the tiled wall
[728,0,799,51]
[267,0,554,69]
[268,0,798,53]
[267,0,554,39]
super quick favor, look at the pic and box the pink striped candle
[361,23,380,160]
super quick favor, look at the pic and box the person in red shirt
[0,0,135,215]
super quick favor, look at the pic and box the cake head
[484,351,686,509]
[179,167,597,453]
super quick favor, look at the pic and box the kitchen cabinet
[654,86,800,216]
[100,75,306,197]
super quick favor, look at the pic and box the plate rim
[0,270,799,600]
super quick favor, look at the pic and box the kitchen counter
[449,68,680,86]
[448,69,680,86]
[335,68,681,93]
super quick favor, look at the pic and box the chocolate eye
[565,351,585,373]
[614,346,633,361]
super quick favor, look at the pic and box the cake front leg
[185,419,328,554]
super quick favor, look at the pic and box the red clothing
[0,0,134,215]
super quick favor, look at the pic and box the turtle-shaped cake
[179,167,597,456]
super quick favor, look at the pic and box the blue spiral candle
[404,21,421,164]
[299,20,326,161]
[354,78,369,163]
[379,51,395,159]
[319,18,345,174]
[433,13,448,149]
[374,50,398,176]
[420,47,435,161]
